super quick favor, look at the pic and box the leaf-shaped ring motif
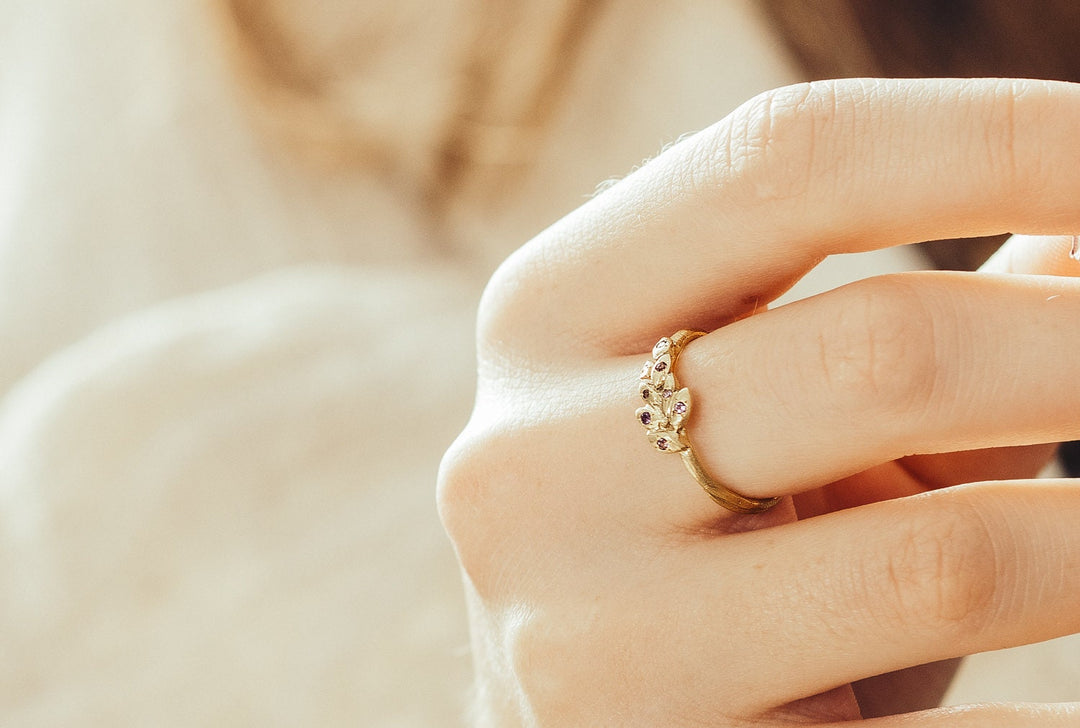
[635,330,781,514]
[637,342,692,452]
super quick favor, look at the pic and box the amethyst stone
[673,402,687,415]
[656,438,668,450]
[640,411,652,425]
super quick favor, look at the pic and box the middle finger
[482,78,1080,359]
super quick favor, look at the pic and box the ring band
[636,330,781,514]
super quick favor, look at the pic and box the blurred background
[0,1,1077,725]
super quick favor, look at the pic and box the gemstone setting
[638,337,693,457]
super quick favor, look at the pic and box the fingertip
[981,234,1080,276]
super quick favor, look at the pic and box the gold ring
[636,330,781,514]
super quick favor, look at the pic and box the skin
[438,78,1080,726]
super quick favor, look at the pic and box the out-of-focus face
[226,0,468,180]
[224,0,584,189]
[220,1,797,266]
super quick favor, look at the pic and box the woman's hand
[439,78,1080,726]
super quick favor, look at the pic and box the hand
[439,78,1080,726]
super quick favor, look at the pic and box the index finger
[480,78,1080,357]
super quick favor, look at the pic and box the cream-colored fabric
[0,2,1075,726]
[0,268,475,725]
[2,3,477,723]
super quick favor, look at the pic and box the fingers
[481,78,1080,356]
[681,481,1080,710]
[985,234,1080,277]
[895,233,1077,489]
[819,702,1080,727]
[677,270,1080,497]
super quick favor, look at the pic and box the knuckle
[436,429,483,544]
[700,79,854,203]
[813,277,937,416]
[437,415,561,600]
[475,252,532,355]
[436,425,518,592]
[473,242,583,360]
[873,501,998,637]
[506,611,578,719]
[979,79,1023,189]
[507,603,634,725]
[977,79,1053,197]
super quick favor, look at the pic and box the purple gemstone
[663,389,673,399]
[656,437,668,450]
[641,389,651,400]
[673,401,687,415]
[654,361,667,372]
[640,411,652,425]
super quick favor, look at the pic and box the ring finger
[675,268,1080,500]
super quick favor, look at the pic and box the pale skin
[438,78,1080,726]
